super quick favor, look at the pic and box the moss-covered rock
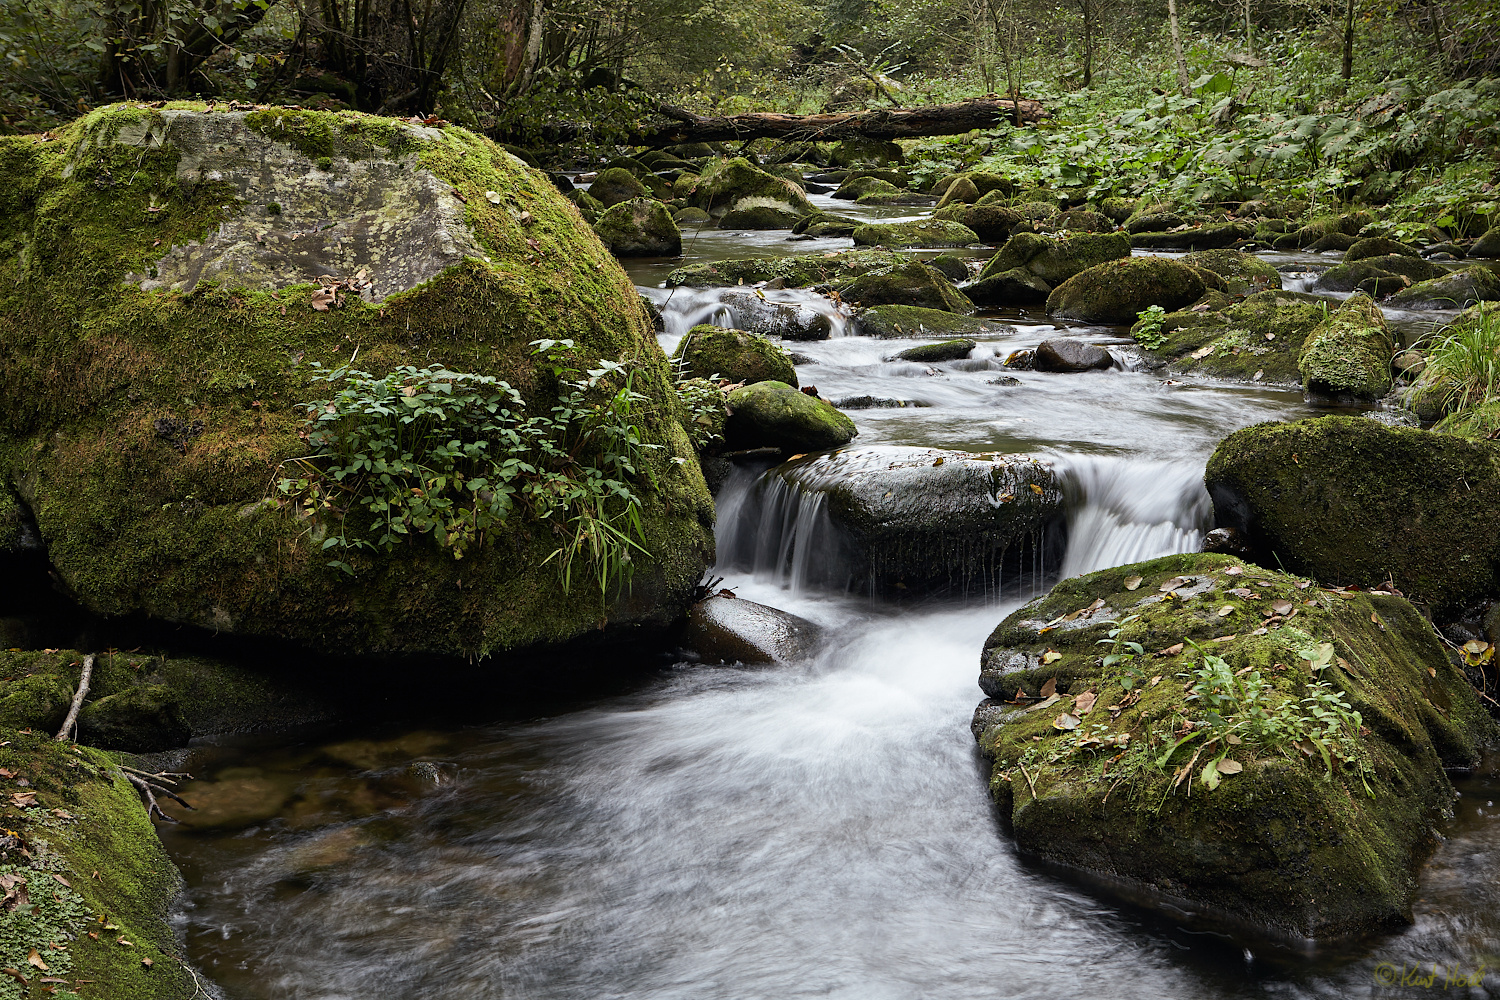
[718,203,803,229]
[1313,254,1441,293]
[1345,237,1420,261]
[665,249,903,288]
[892,338,976,362]
[681,157,815,218]
[1297,293,1393,399]
[963,267,1052,307]
[838,262,974,313]
[1205,416,1500,612]
[934,203,1023,242]
[0,735,198,998]
[1133,289,1327,384]
[1309,232,1360,252]
[1053,209,1110,232]
[851,219,979,249]
[586,167,649,208]
[592,197,682,256]
[1271,212,1373,250]
[790,211,861,238]
[671,325,797,386]
[1130,222,1255,251]
[829,138,904,167]
[973,552,1493,940]
[1387,266,1500,310]
[925,254,970,283]
[832,175,900,200]
[772,447,1061,595]
[935,176,980,208]
[724,381,856,452]
[1471,226,1500,258]
[979,231,1132,286]
[0,104,715,661]
[1124,212,1184,234]
[672,206,712,225]
[855,305,1016,339]
[567,188,605,223]
[1182,249,1282,296]
[1046,257,1209,324]
[1095,196,1138,223]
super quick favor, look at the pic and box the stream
[155,191,1500,999]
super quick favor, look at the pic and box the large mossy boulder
[1130,289,1327,384]
[1130,222,1254,251]
[1297,292,1393,400]
[979,232,1132,287]
[855,305,1016,339]
[771,447,1062,595]
[973,552,1492,940]
[1345,237,1420,261]
[1313,254,1441,293]
[1470,226,1500,258]
[724,381,856,452]
[682,157,815,218]
[665,249,903,289]
[829,138,904,167]
[851,220,979,249]
[0,104,715,660]
[1387,266,1500,310]
[1182,249,1282,296]
[1046,257,1211,324]
[592,197,682,256]
[838,262,973,313]
[832,175,901,201]
[962,268,1053,307]
[933,203,1023,242]
[718,203,804,230]
[1205,416,1500,613]
[585,167,649,207]
[0,734,198,995]
[670,325,797,386]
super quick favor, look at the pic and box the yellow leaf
[1216,759,1243,774]
[1123,575,1143,591]
[1041,650,1062,664]
[26,951,46,971]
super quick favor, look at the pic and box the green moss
[1315,255,1441,293]
[851,220,978,249]
[671,325,797,386]
[856,305,1015,340]
[979,231,1131,286]
[1136,289,1326,383]
[0,105,714,660]
[838,262,974,313]
[1298,292,1394,399]
[1205,416,1500,612]
[892,338,976,362]
[682,157,814,217]
[667,250,905,289]
[1046,256,1208,324]
[592,198,681,256]
[974,552,1493,939]
[724,381,856,452]
[0,735,192,999]
[833,175,900,200]
[1181,249,1282,295]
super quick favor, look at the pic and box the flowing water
[156,192,1499,999]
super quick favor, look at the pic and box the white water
[160,238,1500,1000]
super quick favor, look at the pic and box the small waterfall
[641,285,850,352]
[714,463,852,595]
[1054,455,1211,578]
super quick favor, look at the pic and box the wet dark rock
[838,262,974,313]
[833,395,930,409]
[680,594,823,665]
[1032,338,1112,372]
[772,447,1064,595]
[1388,266,1500,310]
[1200,526,1254,558]
[1357,274,1412,297]
[1423,242,1466,258]
[1313,254,1441,293]
[962,268,1052,306]
[1469,227,1500,258]
[925,254,971,283]
[892,339,977,362]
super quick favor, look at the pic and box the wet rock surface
[679,594,823,665]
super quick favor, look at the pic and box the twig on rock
[54,654,95,741]
[122,772,195,823]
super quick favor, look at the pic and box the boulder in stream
[671,325,798,387]
[679,594,823,665]
[1046,257,1212,324]
[833,175,901,200]
[1297,292,1394,400]
[892,339,977,363]
[719,203,805,230]
[0,104,715,659]
[934,204,1024,242]
[1129,222,1254,251]
[1313,254,1441,293]
[852,220,979,249]
[1130,289,1328,384]
[979,232,1132,287]
[1345,237,1421,261]
[585,167,649,207]
[666,249,902,288]
[681,157,815,218]
[1205,415,1500,613]
[962,267,1052,307]
[1387,266,1500,310]
[764,447,1064,595]
[1470,226,1500,258]
[1032,338,1113,372]
[1181,249,1282,296]
[856,305,1015,339]
[838,262,974,313]
[972,552,1493,940]
[593,197,682,256]
[724,381,856,453]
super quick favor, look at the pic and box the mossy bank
[0,104,715,661]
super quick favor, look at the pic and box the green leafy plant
[276,340,659,596]
[1133,305,1170,349]
[675,379,727,449]
[1096,615,1150,690]
[1406,302,1500,418]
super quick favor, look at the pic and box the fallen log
[530,97,1049,148]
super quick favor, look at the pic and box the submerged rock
[892,339,977,362]
[1205,416,1500,613]
[1046,257,1211,324]
[593,197,682,256]
[671,325,797,387]
[1032,338,1112,372]
[680,594,823,664]
[973,552,1493,940]
[724,381,857,453]
[1297,292,1393,400]
[0,104,714,659]
[771,447,1063,595]
[856,305,1015,339]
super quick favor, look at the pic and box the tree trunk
[1080,0,1094,88]
[528,97,1049,147]
[1167,0,1190,95]
[497,0,545,98]
[1342,0,1356,81]
[1243,0,1253,55]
